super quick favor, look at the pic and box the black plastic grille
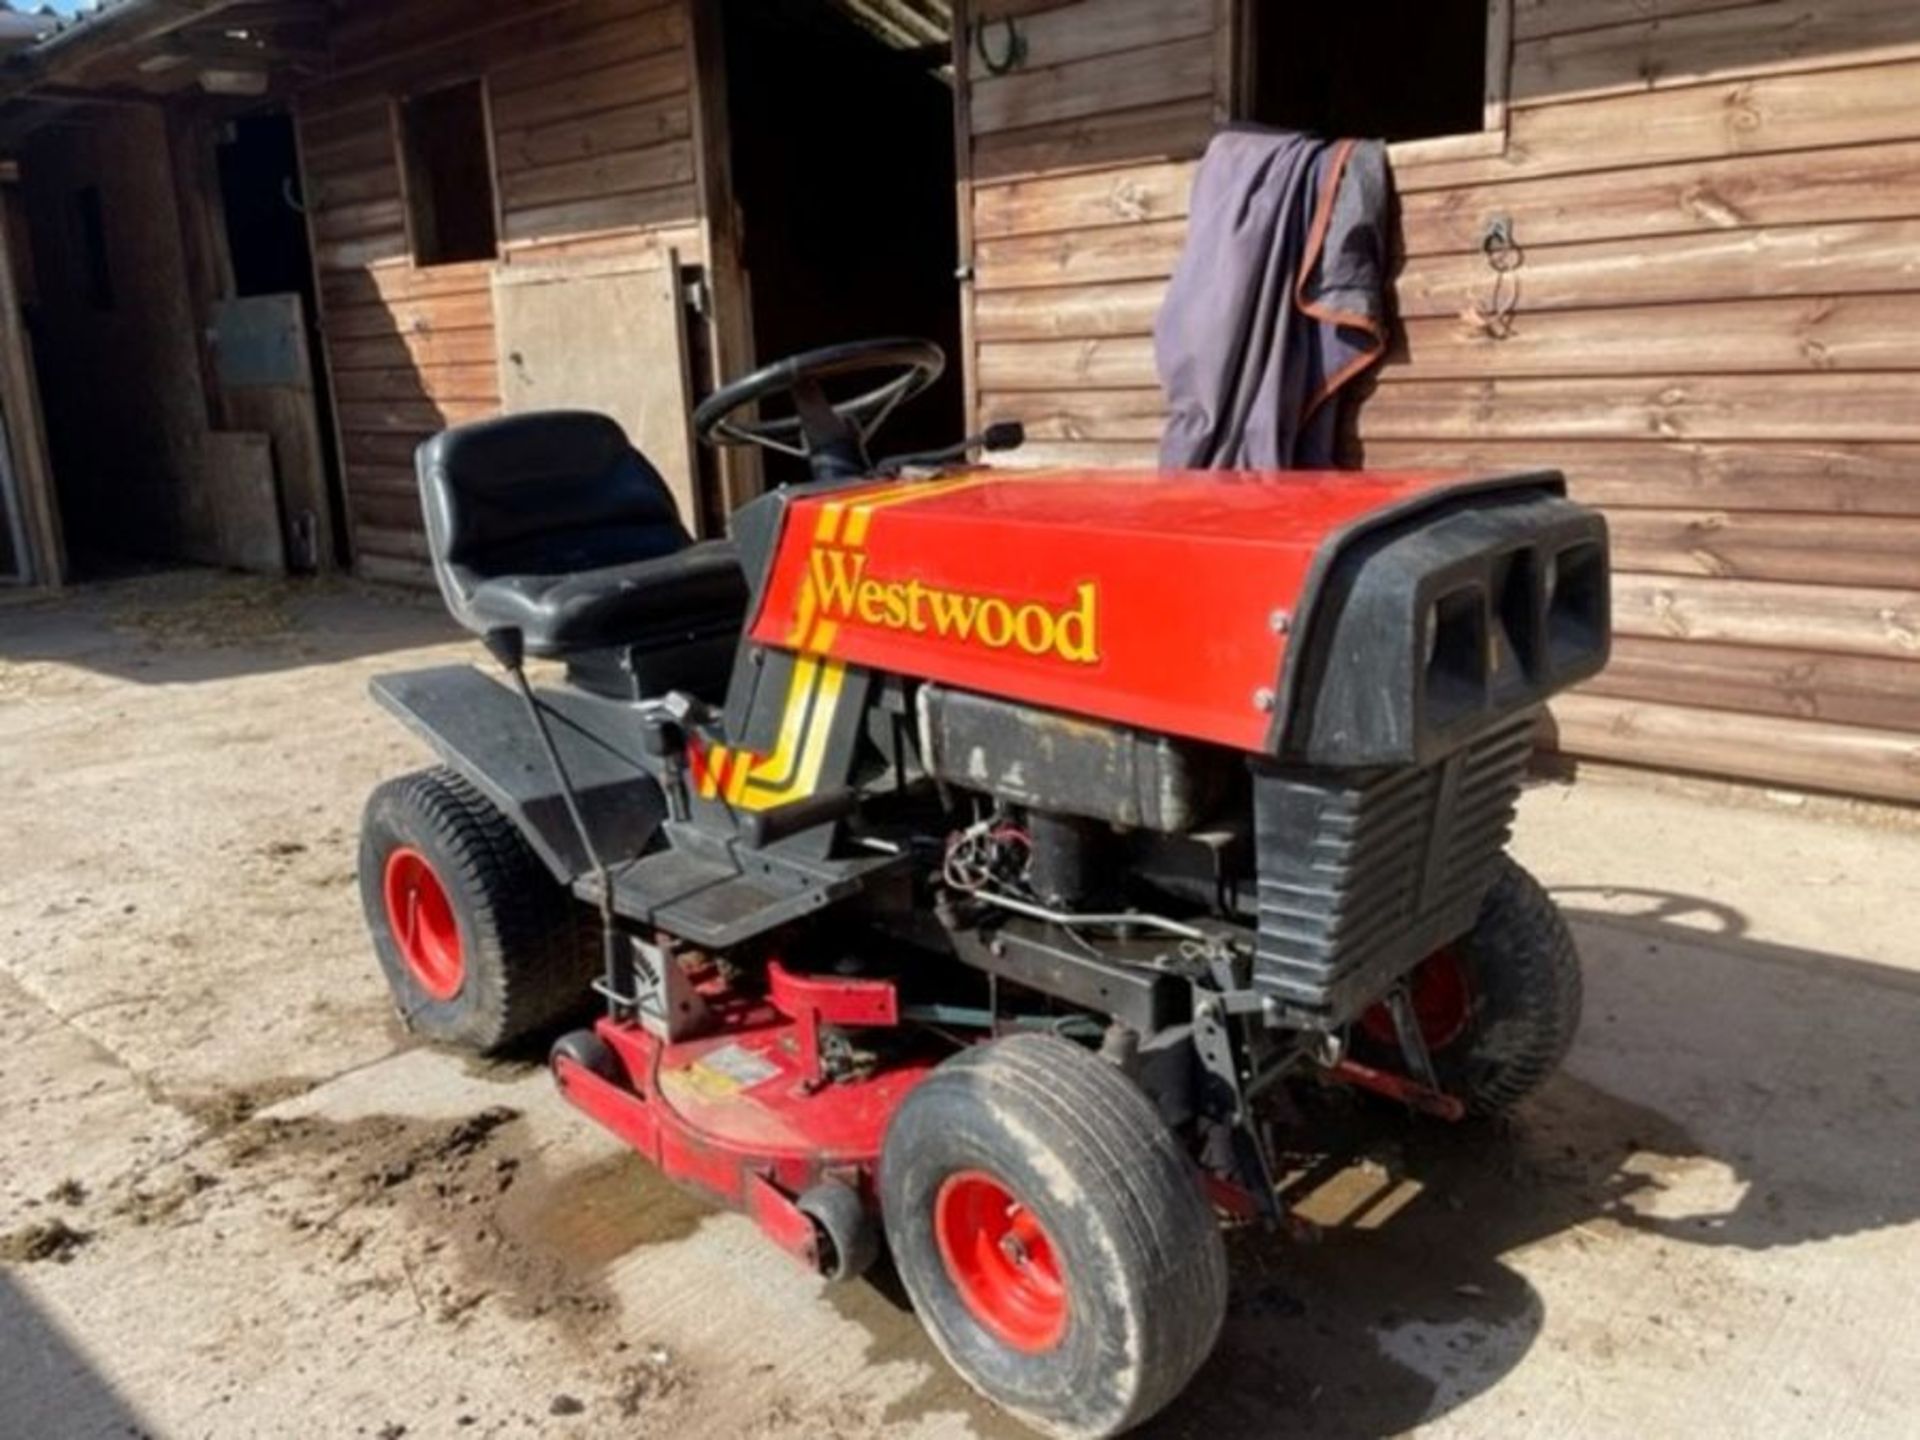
[1252,710,1540,1026]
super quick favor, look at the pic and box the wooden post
[166,104,234,430]
[0,175,62,586]
[1483,0,1513,140]
[951,0,979,434]
[686,0,760,520]
[1212,0,1246,126]
[290,96,357,573]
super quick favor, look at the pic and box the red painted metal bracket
[767,961,899,1083]
[554,1056,662,1160]
[1328,1057,1468,1122]
[746,1173,821,1268]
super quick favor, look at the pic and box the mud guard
[370,665,667,883]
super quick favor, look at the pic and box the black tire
[880,1034,1228,1440]
[1426,856,1583,1116]
[358,766,596,1053]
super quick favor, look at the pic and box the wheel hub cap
[1362,943,1472,1051]
[934,1171,1069,1354]
[382,847,464,1001]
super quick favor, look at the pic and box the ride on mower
[356,338,1609,1437]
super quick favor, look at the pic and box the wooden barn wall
[961,0,1920,805]
[293,0,700,585]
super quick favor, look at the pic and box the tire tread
[916,1034,1227,1435]
[364,767,595,1050]
[1456,857,1583,1116]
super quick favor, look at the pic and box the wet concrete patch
[218,1100,716,1357]
[502,1149,709,1270]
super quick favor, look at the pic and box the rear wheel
[1361,855,1582,1116]
[880,1034,1227,1439]
[359,767,596,1053]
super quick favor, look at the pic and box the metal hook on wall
[974,15,1027,76]
[1475,214,1522,339]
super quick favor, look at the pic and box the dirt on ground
[4,569,1920,1440]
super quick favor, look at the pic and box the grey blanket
[1155,128,1390,469]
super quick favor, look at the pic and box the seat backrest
[416,411,690,590]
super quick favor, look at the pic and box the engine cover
[741,466,1607,759]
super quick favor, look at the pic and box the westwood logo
[807,546,1100,665]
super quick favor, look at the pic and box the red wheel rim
[1361,944,1472,1051]
[933,1171,1069,1354]
[382,847,464,1001]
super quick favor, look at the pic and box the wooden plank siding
[960,0,1920,803]
[293,0,700,579]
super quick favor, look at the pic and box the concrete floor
[2,570,1917,1440]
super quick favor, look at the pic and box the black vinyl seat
[417,411,748,658]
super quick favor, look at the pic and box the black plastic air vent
[1282,490,1610,768]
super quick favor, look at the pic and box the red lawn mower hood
[748,467,1597,755]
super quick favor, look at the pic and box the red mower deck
[552,964,934,1268]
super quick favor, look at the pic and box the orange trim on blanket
[1294,137,1389,431]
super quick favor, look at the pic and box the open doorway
[215,110,349,571]
[219,113,318,298]
[17,104,339,580]
[719,0,963,487]
[19,107,236,580]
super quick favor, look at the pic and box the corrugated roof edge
[14,1,135,47]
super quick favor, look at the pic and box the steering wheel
[692,338,945,470]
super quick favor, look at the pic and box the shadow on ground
[0,1270,157,1439]
[0,568,457,687]
[1141,886,1920,1437]
[837,886,1920,1438]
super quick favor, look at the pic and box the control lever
[638,692,716,823]
[874,420,1025,477]
[484,626,631,1014]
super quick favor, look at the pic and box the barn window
[1241,0,1510,156]
[396,79,498,267]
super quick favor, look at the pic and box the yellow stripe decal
[785,575,819,648]
[740,658,845,810]
[713,476,998,812]
[745,655,822,790]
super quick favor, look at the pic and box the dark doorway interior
[216,110,348,568]
[218,112,317,299]
[721,0,963,488]
[21,108,207,577]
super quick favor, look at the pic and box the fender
[369,665,667,884]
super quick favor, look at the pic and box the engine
[913,486,1610,1031]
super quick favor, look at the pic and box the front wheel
[1361,855,1583,1116]
[880,1034,1227,1439]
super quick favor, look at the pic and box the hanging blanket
[1155,128,1390,469]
